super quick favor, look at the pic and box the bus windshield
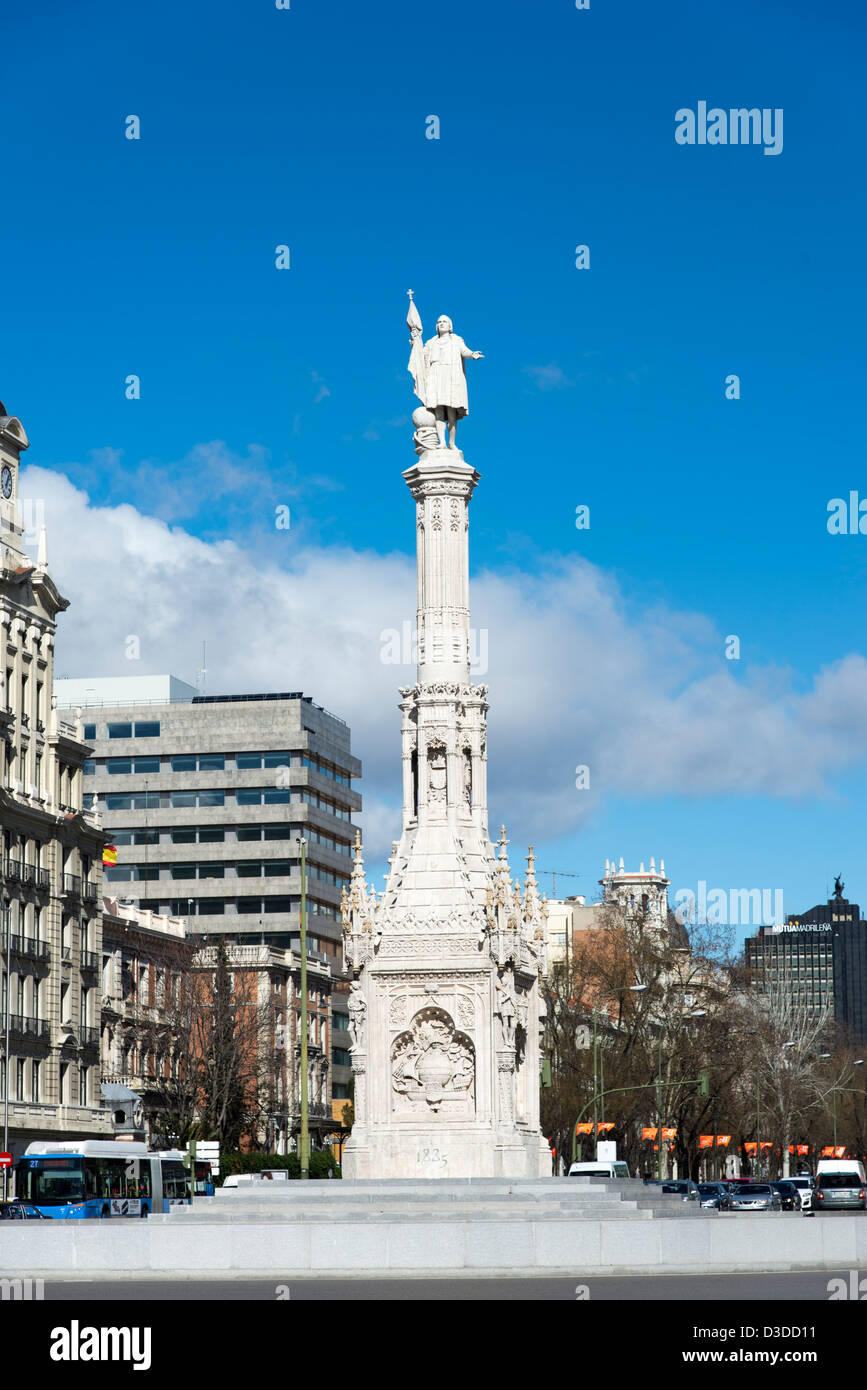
[18,1157,85,1205]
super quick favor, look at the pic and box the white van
[567,1160,631,1179]
[816,1159,866,1182]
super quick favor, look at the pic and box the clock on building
[1,466,12,499]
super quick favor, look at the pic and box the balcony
[82,878,99,903]
[4,857,20,885]
[80,949,99,971]
[80,1026,100,1049]
[9,934,50,962]
[10,1014,51,1042]
[63,873,81,898]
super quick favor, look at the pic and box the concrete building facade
[55,675,360,1103]
[0,401,111,1166]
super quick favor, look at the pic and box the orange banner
[661,1127,677,1141]
[596,1123,615,1134]
[717,1135,731,1147]
[642,1127,658,1141]
[787,1145,809,1156]
[699,1136,714,1149]
[575,1123,594,1135]
[821,1146,847,1158]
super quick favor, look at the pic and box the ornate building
[0,401,110,1164]
[340,301,550,1177]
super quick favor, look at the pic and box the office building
[55,674,361,1102]
[746,879,867,1043]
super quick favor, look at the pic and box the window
[264,824,291,841]
[198,755,225,771]
[135,757,160,773]
[198,790,225,807]
[263,752,293,768]
[197,863,224,879]
[332,1048,352,1067]
[171,756,197,771]
[171,828,196,844]
[237,788,264,806]
[135,721,160,737]
[83,760,96,776]
[264,788,292,805]
[197,899,225,915]
[170,791,197,808]
[264,860,293,877]
[236,753,263,769]
[107,758,132,774]
[333,1083,350,1099]
[237,826,263,841]
[108,722,133,739]
[264,897,296,913]
[171,864,196,880]
[237,861,263,878]
[83,723,97,741]
[236,896,263,913]
[16,1059,25,1100]
[198,828,224,843]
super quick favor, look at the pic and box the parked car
[697,1182,732,1210]
[0,1200,51,1220]
[656,1178,701,1203]
[772,1180,802,1211]
[789,1175,814,1211]
[814,1171,867,1212]
[568,1161,631,1179]
[728,1183,782,1212]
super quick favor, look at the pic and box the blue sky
[4,0,867,939]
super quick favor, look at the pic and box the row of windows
[105,824,352,854]
[103,788,355,819]
[88,751,304,775]
[0,1059,92,1105]
[97,721,161,739]
[105,860,346,884]
[302,755,351,786]
[133,897,339,919]
[83,747,353,782]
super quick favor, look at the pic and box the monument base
[342,1126,552,1180]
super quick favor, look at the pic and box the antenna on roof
[197,641,207,696]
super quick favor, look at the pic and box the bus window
[160,1160,188,1201]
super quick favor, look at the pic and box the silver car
[814,1173,867,1212]
[728,1183,782,1212]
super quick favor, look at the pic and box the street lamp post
[576,984,646,1166]
[297,838,309,1180]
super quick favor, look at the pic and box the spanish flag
[103,845,117,867]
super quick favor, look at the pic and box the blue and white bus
[15,1141,214,1218]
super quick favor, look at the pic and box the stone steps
[153,1177,708,1224]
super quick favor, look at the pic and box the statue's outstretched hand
[472,351,484,359]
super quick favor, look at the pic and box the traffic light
[698,1072,710,1096]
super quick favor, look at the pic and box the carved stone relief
[391,1006,475,1115]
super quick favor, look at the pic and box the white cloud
[28,464,867,863]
